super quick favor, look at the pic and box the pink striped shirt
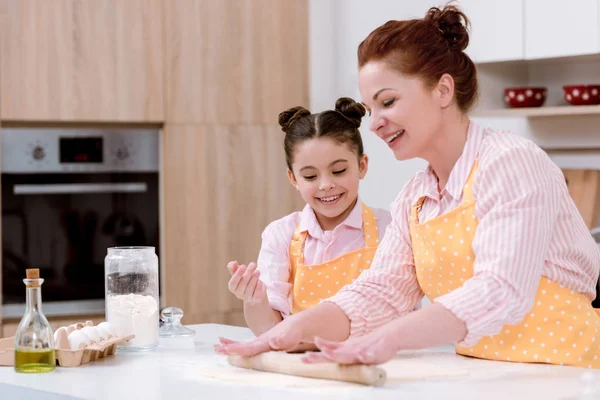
[257,198,392,317]
[329,120,600,347]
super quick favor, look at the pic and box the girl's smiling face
[288,136,368,230]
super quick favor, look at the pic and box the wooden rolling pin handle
[227,352,387,387]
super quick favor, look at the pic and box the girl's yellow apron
[289,203,379,314]
[409,161,600,368]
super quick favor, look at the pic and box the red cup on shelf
[504,87,547,108]
[563,85,600,105]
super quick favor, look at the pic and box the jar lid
[159,307,196,338]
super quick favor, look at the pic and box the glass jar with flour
[105,246,159,351]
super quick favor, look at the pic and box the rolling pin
[227,351,387,386]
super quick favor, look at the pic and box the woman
[215,4,600,368]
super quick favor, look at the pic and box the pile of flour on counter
[106,294,159,346]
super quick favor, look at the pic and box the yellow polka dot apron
[409,161,600,368]
[289,203,379,314]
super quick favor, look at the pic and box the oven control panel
[0,128,159,173]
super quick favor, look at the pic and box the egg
[95,325,110,341]
[53,327,70,350]
[81,326,101,344]
[68,330,91,350]
[97,322,117,338]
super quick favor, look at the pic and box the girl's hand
[227,261,267,304]
[214,315,304,356]
[302,320,401,365]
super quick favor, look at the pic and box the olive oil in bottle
[14,269,56,373]
[14,349,56,373]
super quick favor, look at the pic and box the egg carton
[0,320,135,367]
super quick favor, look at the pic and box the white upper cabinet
[525,0,600,59]
[336,0,436,96]
[459,0,524,63]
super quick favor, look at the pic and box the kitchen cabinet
[164,0,308,125]
[0,0,164,122]
[563,169,600,229]
[459,0,524,63]
[162,125,305,324]
[525,0,600,59]
[162,0,308,325]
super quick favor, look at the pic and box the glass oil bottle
[14,268,56,373]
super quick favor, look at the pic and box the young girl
[226,97,392,337]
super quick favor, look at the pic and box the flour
[106,294,159,347]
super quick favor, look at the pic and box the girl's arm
[242,215,298,336]
[235,260,283,336]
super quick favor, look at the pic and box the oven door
[1,172,159,318]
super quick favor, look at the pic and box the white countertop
[0,323,598,400]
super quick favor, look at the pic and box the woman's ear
[359,154,369,179]
[287,169,299,190]
[435,73,455,109]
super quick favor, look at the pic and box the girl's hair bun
[278,106,311,132]
[335,97,366,128]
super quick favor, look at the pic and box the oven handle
[13,182,148,195]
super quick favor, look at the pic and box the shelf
[471,105,600,118]
[475,52,600,68]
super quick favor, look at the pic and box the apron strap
[289,225,306,287]
[361,203,380,248]
[462,160,479,203]
[411,197,427,225]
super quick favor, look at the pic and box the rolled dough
[177,355,468,389]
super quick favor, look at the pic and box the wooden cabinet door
[0,0,164,122]
[162,124,305,324]
[164,0,308,124]
[563,169,600,229]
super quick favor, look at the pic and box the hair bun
[425,5,470,52]
[335,97,366,128]
[278,106,311,132]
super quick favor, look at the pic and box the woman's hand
[302,320,401,365]
[214,315,305,356]
[227,261,266,304]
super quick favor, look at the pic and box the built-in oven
[1,128,159,318]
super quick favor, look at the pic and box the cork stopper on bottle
[24,268,42,287]
[26,268,40,279]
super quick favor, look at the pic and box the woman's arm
[323,191,425,338]
[217,183,426,356]
[304,145,564,365]
[303,303,466,365]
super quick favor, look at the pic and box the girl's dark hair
[278,97,366,170]
[357,2,478,113]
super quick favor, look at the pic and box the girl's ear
[359,154,369,179]
[287,169,299,190]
